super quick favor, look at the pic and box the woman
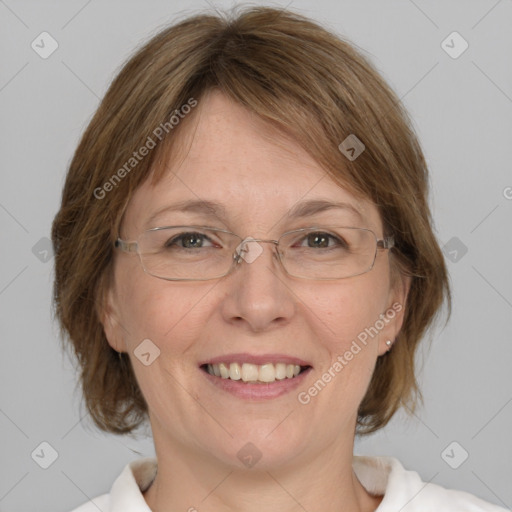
[51,6,507,511]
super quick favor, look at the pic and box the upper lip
[199,353,312,367]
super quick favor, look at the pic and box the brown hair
[51,6,450,435]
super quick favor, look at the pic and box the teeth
[205,362,305,383]
[219,363,230,379]
[275,363,287,380]
[229,362,241,380]
[241,363,259,382]
[259,363,275,383]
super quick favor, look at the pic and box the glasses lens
[138,226,238,280]
[278,227,378,279]
[134,226,379,281]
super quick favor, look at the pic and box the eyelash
[165,231,347,249]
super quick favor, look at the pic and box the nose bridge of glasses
[234,237,280,265]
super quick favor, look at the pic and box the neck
[143,435,382,512]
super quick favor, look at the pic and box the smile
[201,362,310,383]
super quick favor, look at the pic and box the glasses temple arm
[377,236,395,250]
[115,238,138,253]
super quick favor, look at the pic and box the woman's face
[104,90,407,470]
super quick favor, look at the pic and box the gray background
[1,0,511,510]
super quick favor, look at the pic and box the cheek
[303,273,390,408]
[303,274,391,417]
[316,268,391,351]
[115,275,216,407]
[116,270,215,355]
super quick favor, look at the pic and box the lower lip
[201,367,312,400]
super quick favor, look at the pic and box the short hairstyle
[51,6,450,435]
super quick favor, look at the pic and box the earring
[386,340,393,351]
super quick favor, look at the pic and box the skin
[103,90,409,512]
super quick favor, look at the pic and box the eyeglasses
[115,225,394,281]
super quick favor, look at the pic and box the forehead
[122,91,381,235]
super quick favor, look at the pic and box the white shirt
[71,456,508,511]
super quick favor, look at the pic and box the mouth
[199,354,313,400]
[200,362,312,384]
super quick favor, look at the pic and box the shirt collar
[108,455,398,511]
[109,457,156,511]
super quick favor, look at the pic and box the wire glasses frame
[114,225,395,281]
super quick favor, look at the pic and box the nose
[220,239,296,332]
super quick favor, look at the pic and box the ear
[377,272,411,356]
[100,286,127,354]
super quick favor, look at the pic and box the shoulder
[69,494,109,512]
[405,479,508,511]
[66,457,157,512]
[353,455,508,511]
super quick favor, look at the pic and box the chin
[212,422,308,471]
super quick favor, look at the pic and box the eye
[165,232,216,249]
[298,232,348,249]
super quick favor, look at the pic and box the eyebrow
[146,200,227,227]
[145,198,363,227]
[285,199,363,221]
